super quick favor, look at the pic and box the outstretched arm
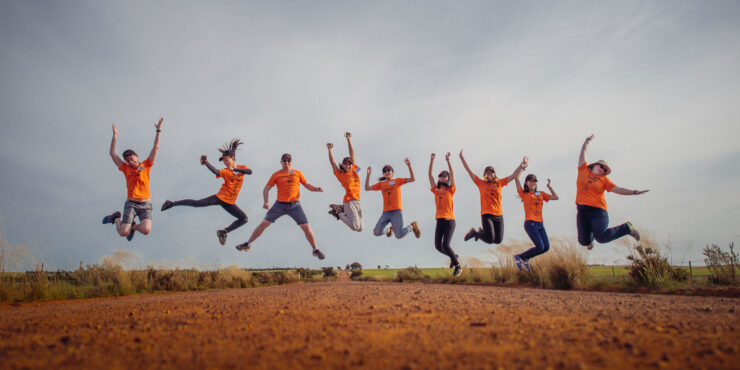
[110,124,123,168]
[200,155,220,176]
[147,118,164,163]
[459,149,477,182]
[327,143,339,171]
[505,156,529,182]
[232,167,252,175]
[546,179,559,200]
[365,167,373,191]
[302,180,324,192]
[579,134,594,167]
[405,158,415,183]
[611,186,650,196]
[446,152,455,188]
[428,154,436,188]
[346,132,356,165]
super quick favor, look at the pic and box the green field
[362,265,712,279]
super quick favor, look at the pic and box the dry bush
[703,242,738,285]
[394,266,427,282]
[528,237,591,290]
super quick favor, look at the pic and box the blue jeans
[373,210,411,238]
[576,204,629,246]
[520,221,550,260]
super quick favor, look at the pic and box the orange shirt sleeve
[499,177,510,187]
[266,172,278,188]
[603,177,616,192]
[517,187,525,199]
[371,182,382,191]
[298,170,307,185]
[542,192,551,202]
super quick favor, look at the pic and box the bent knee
[139,228,151,235]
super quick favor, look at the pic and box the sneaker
[102,211,121,224]
[217,230,227,245]
[410,221,421,238]
[464,228,477,241]
[327,206,340,220]
[161,200,173,211]
[522,259,531,272]
[626,222,640,241]
[126,223,136,242]
[514,255,524,271]
[386,226,393,238]
[586,242,594,251]
[312,249,326,260]
[236,241,251,251]
[453,265,462,277]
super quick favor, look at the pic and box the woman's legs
[373,212,394,236]
[477,214,504,244]
[167,195,221,208]
[339,200,363,231]
[576,205,594,246]
[221,203,248,233]
[434,220,446,254]
[389,210,411,239]
[519,221,549,260]
[442,220,459,266]
[577,204,630,245]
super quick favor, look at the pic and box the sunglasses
[528,179,538,182]
[382,169,392,173]
[282,159,291,163]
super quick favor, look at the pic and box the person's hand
[327,143,333,149]
[521,156,529,170]
[445,152,451,161]
[634,190,650,195]
[547,178,552,188]
[430,153,436,160]
[155,118,164,131]
[263,203,269,210]
[316,187,324,192]
[345,132,351,139]
[585,134,594,142]
[404,158,411,166]
[200,155,208,165]
[367,166,372,175]
[112,124,119,137]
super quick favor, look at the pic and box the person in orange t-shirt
[576,135,649,250]
[160,139,252,246]
[512,173,560,272]
[235,153,326,260]
[102,119,163,242]
[326,132,363,232]
[429,152,462,276]
[459,149,528,245]
[365,158,420,239]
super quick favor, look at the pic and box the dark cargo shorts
[264,201,308,225]
[121,200,153,225]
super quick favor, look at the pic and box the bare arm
[546,179,559,201]
[327,143,339,172]
[365,167,373,191]
[611,186,650,196]
[446,152,455,188]
[302,181,324,192]
[405,157,415,183]
[262,184,272,209]
[514,176,523,192]
[428,154,436,188]
[579,134,594,168]
[147,118,164,163]
[504,156,529,183]
[458,149,477,182]
[200,155,220,176]
[109,124,123,168]
[346,132,356,165]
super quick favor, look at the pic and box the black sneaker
[161,200,173,212]
[217,230,227,245]
[464,228,477,241]
[102,211,121,224]
[126,223,136,242]
[236,241,251,251]
[328,206,340,220]
[453,265,462,277]
[312,249,326,260]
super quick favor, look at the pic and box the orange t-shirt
[576,162,615,210]
[371,178,409,212]
[267,169,307,203]
[431,184,455,220]
[473,176,510,216]
[119,159,153,200]
[215,165,250,204]
[517,188,551,222]
[334,164,361,203]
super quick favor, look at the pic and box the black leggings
[171,195,247,232]
[435,219,459,266]
[476,214,503,244]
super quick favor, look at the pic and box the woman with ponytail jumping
[160,139,252,246]
[429,152,462,276]
[512,173,559,272]
[366,158,421,239]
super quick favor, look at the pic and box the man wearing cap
[235,153,327,260]
[101,118,163,241]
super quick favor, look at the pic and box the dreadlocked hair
[219,138,243,158]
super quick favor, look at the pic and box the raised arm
[365,167,373,191]
[514,176,523,192]
[445,152,455,188]
[579,134,594,167]
[327,143,339,172]
[109,124,123,168]
[428,153,436,188]
[405,158,415,183]
[611,186,650,196]
[200,155,220,176]
[147,118,164,163]
[346,132,356,165]
[546,178,559,200]
[458,149,477,182]
[504,156,529,183]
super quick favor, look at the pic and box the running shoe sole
[217,230,227,245]
[236,242,250,251]
[312,249,325,260]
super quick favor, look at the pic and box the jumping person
[160,139,252,246]
[102,118,163,241]
[512,173,559,272]
[365,158,421,239]
[235,154,326,260]
[576,135,649,249]
[326,132,363,232]
[429,152,462,276]
[459,150,528,244]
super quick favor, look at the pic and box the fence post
[689,261,693,280]
[612,265,615,277]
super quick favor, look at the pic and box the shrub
[349,262,363,279]
[627,245,672,287]
[703,242,738,285]
[322,267,335,278]
[394,266,427,282]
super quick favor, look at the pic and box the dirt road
[1,282,738,369]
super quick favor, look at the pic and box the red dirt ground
[1,282,738,369]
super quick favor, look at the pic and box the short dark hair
[281,153,292,162]
[122,149,137,159]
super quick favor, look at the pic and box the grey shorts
[121,200,153,225]
[264,201,308,225]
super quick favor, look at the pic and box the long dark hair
[523,174,537,193]
[219,138,243,160]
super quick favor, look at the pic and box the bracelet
[633,190,637,195]
[156,129,162,132]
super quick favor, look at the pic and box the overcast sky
[1,1,739,271]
